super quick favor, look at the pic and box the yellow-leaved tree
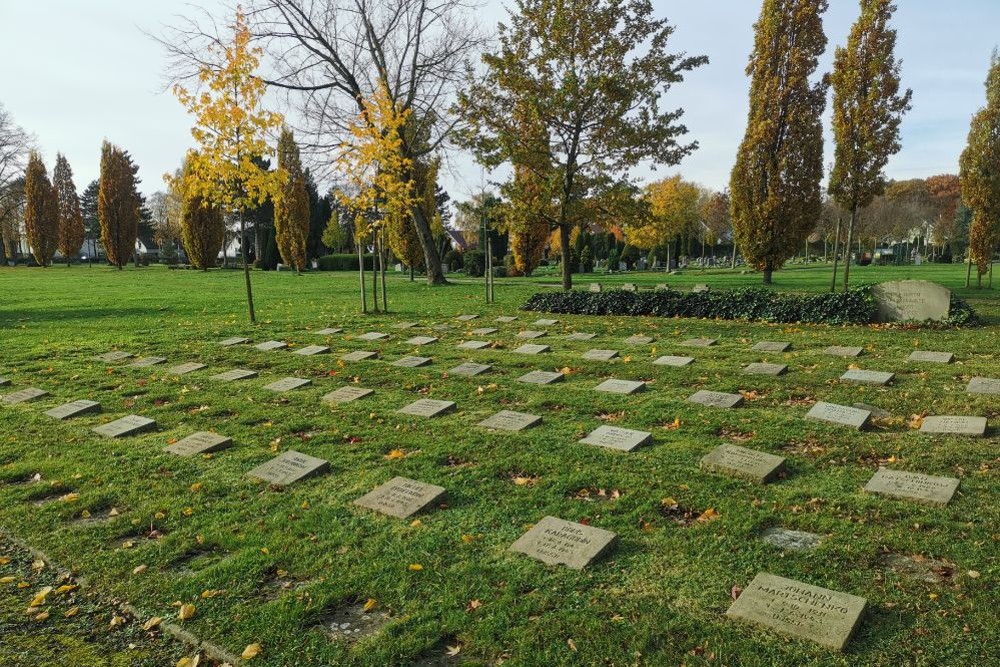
[629,175,701,269]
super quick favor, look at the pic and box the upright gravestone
[806,402,871,430]
[510,516,618,569]
[93,415,157,438]
[700,444,786,484]
[44,400,101,420]
[589,283,602,292]
[397,399,456,418]
[354,477,447,518]
[322,386,374,404]
[919,415,987,436]
[873,280,951,323]
[1,388,49,404]
[864,468,959,506]
[579,425,652,452]
[248,450,329,486]
[165,431,232,456]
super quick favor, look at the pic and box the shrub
[464,250,486,277]
[316,254,374,271]
[443,249,464,271]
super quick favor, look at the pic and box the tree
[389,158,437,279]
[170,8,285,322]
[926,174,962,252]
[180,160,226,270]
[98,142,141,269]
[459,0,706,290]
[53,154,84,266]
[730,0,829,284]
[0,178,25,263]
[273,128,309,272]
[23,152,59,267]
[960,51,1000,286]
[321,210,346,253]
[701,190,734,266]
[1,105,32,263]
[505,167,550,277]
[79,180,100,261]
[629,176,701,268]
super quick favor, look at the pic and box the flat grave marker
[94,351,132,363]
[165,431,232,456]
[700,444,786,484]
[470,327,498,336]
[392,356,432,368]
[457,340,490,350]
[516,370,564,385]
[806,402,871,430]
[93,415,156,439]
[495,316,518,323]
[854,402,891,419]
[128,357,167,368]
[210,369,258,382]
[255,340,289,351]
[44,400,101,420]
[692,283,710,293]
[341,350,378,362]
[449,362,492,377]
[579,425,652,452]
[824,345,863,358]
[653,355,695,367]
[840,369,894,386]
[357,332,390,342]
[392,322,419,329]
[1,388,48,404]
[354,477,447,519]
[744,362,788,376]
[907,350,954,364]
[594,378,645,395]
[264,377,312,392]
[397,399,456,418]
[753,341,791,353]
[0,377,10,387]
[167,362,206,376]
[513,344,551,355]
[726,572,866,651]
[456,314,479,321]
[517,330,548,340]
[315,328,343,335]
[293,345,329,356]
[967,377,1000,395]
[405,336,438,346]
[589,283,602,292]
[864,468,959,506]
[477,410,542,431]
[248,450,329,486]
[582,349,619,361]
[533,318,559,326]
[624,334,654,345]
[760,527,822,552]
[687,390,744,409]
[681,338,717,348]
[919,415,987,437]
[509,516,618,569]
[622,283,637,292]
[219,337,250,346]
[566,332,597,341]
[322,386,374,404]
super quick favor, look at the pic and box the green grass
[0,263,997,667]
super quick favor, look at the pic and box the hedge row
[316,254,375,271]
[522,286,978,326]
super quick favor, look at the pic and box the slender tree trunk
[239,210,256,324]
[560,224,572,290]
[843,208,857,290]
[379,228,387,313]
[411,205,446,286]
[965,249,973,288]
[409,265,414,282]
[371,231,379,312]
[763,267,773,285]
[730,241,736,269]
[830,216,842,293]
[358,240,367,313]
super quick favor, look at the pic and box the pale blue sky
[1,0,997,203]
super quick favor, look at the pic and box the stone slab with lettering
[583,349,619,361]
[566,332,597,341]
[457,340,490,350]
[753,341,792,353]
[513,344,551,355]
[449,362,492,377]
[495,316,518,323]
[744,362,788,376]
[726,572,867,651]
[341,350,378,362]
[919,415,987,436]
[517,330,547,340]
[594,378,645,395]
[517,370,564,385]
[864,467,959,506]
[510,516,618,569]
[405,336,438,346]
[44,400,101,420]
[624,334,654,345]
[579,425,652,452]
[128,357,167,368]
[219,336,250,346]
[533,318,559,327]
[907,350,954,364]
[94,351,132,363]
[967,377,1000,395]
[397,399,456,418]
[392,322,419,329]
[293,345,329,356]
[255,340,288,351]
[653,355,695,367]
[167,362,206,375]
[322,386,374,403]
[682,338,717,348]
[393,356,432,368]
[806,402,871,430]
[1,388,48,404]
[315,328,343,335]
[873,280,951,323]
[700,444,786,484]
[760,527,822,552]
[165,431,232,456]
[211,369,258,382]
[456,314,479,321]
[248,450,329,486]
[824,345,863,358]
[477,410,542,431]
[688,390,744,409]
[354,476,447,518]
[264,377,312,392]
[93,415,157,438]
[840,369,894,385]
[471,327,498,336]
[357,332,390,342]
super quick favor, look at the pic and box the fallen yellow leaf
[56,585,77,594]
[0,576,17,584]
[408,563,423,571]
[385,449,406,460]
[33,611,50,622]
[64,606,79,618]
[242,643,262,659]
[109,615,125,629]
[143,616,162,631]
[363,598,377,612]
[29,586,53,608]
[132,564,148,575]
[178,603,196,621]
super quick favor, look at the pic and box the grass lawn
[0,263,997,666]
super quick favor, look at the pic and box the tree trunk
[379,228,387,312]
[965,250,973,288]
[560,224,572,290]
[843,207,857,290]
[830,216,842,293]
[409,265,414,282]
[411,204,446,286]
[358,240,367,313]
[763,268,773,285]
[730,242,736,269]
[239,211,256,324]
[371,231,379,312]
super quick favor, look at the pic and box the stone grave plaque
[293,345,329,356]
[477,410,542,431]
[322,386,374,403]
[760,527,822,551]
[456,314,479,321]
[682,338,717,348]
[589,283,602,292]
[93,415,156,438]
[824,346,863,358]
[509,516,618,569]
[341,350,378,362]
[594,378,645,395]
[726,572,866,651]
[840,369,894,385]
[583,349,619,361]
[967,377,1000,395]
[753,341,791,353]
[405,336,438,346]
[165,431,232,456]
[579,425,652,452]
[692,284,710,293]
[873,280,951,323]
[471,327,498,336]
[219,337,250,346]
[449,362,492,377]
[0,377,10,387]
[919,415,987,437]
[495,316,518,323]
[354,476,447,519]
[128,357,167,368]
[687,390,744,409]
[655,283,668,291]
[624,335,654,345]
[533,318,559,326]
[700,444,786,483]
[357,332,390,342]
[255,340,289,351]
[1,388,48,404]
[211,369,258,382]
[907,351,954,364]
[264,377,312,392]
[44,400,101,420]
[248,450,329,486]
[94,351,132,363]
[566,332,597,341]
[853,403,891,419]
[513,344,551,355]
[744,362,787,376]
[516,370,564,385]
[397,399,456,418]
[392,322,419,329]
[392,356,432,368]
[167,362,206,376]
[315,328,343,335]
[622,283,637,292]
[517,330,547,340]
[806,402,870,430]
[457,340,490,350]
[653,355,695,367]
[864,468,959,506]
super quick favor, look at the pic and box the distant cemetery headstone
[44,400,101,420]
[681,338,717,348]
[589,283,602,292]
[495,316,518,323]
[533,319,559,326]
[967,377,1000,395]
[824,346,863,358]
[471,327,498,336]
[653,355,695,367]
[907,350,954,364]
[322,386,374,403]
[211,369,258,382]
[93,415,156,438]
[873,280,951,322]
[919,415,987,437]
[293,345,329,356]
[517,330,548,340]
[315,328,343,335]
[864,468,959,506]
[219,337,250,346]
[624,334,654,345]
[510,516,618,569]
[744,362,788,376]
[687,390,744,409]
[405,336,438,346]
[760,527,822,551]
[341,351,378,362]
[1,388,49,404]
[354,476,447,518]
[449,362,492,377]
[566,332,597,341]
[655,283,668,291]
[840,369,894,385]
[516,370,564,385]
[726,572,866,651]
[165,431,232,456]
[513,344,551,355]
[753,341,791,353]
[397,399,456,418]
[94,351,132,363]
[583,349,619,361]
[128,357,167,368]
[167,362,206,375]
[692,284,710,293]
[264,377,312,392]
[806,402,871,430]
[457,340,490,350]
[456,314,479,321]
[255,340,289,351]
[248,450,329,486]
[392,356,432,368]
[594,379,645,395]
[622,283,637,292]
[357,332,390,342]
[579,425,652,452]
[700,444,786,483]
[477,410,542,431]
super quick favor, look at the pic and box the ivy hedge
[522,285,978,326]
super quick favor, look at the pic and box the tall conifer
[53,153,84,265]
[23,152,59,267]
[274,128,309,272]
[98,141,141,269]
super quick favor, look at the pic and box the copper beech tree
[53,153,84,266]
[23,151,58,267]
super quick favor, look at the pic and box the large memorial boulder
[872,280,950,322]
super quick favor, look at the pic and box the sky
[1,0,998,205]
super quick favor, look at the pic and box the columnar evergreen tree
[53,154,84,266]
[730,0,829,284]
[274,128,309,272]
[23,152,59,267]
[828,0,912,289]
[98,141,141,269]
[180,159,225,270]
[960,51,1000,287]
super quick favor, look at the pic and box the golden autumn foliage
[98,141,141,270]
[629,176,701,249]
[960,52,1000,280]
[275,128,309,272]
[179,159,225,270]
[23,151,58,267]
[53,153,84,264]
[388,157,436,273]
